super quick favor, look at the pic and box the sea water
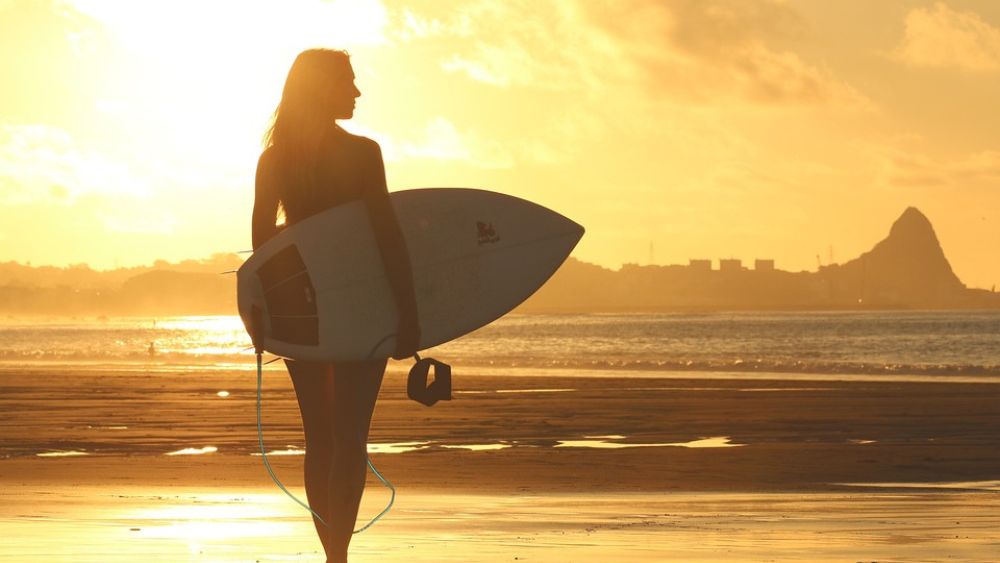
[1,311,998,376]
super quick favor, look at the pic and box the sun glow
[67,0,390,167]
[153,315,243,330]
[0,1,396,268]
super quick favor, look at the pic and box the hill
[516,207,999,312]
[0,254,240,316]
[0,208,997,316]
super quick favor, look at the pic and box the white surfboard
[237,188,583,362]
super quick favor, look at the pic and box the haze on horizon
[1,1,999,289]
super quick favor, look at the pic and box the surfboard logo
[476,221,500,245]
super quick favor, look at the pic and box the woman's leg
[325,359,388,562]
[286,360,336,556]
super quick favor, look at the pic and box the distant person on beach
[251,48,420,562]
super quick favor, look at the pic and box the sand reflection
[165,446,218,456]
[835,480,1000,491]
[439,443,511,451]
[456,388,577,394]
[367,442,431,454]
[7,487,998,562]
[128,492,295,543]
[556,436,745,449]
[251,446,304,457]
[241,437,745,454]
[246,441,521,455]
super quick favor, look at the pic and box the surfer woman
[252,48,420,562]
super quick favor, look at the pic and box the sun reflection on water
[154,316,245,333]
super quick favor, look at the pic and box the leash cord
[256,352,395,533]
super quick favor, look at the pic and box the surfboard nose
[539,202,585,256]
[563,215,585,243]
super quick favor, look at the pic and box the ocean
[2,310,999,376]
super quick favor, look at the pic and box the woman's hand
[392,309,421,360]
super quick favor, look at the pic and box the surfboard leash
[256,352,328,526]
[255,352,395,534]
[365,334,453,406]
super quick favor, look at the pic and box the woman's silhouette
[252,48,420,562]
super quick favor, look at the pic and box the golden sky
[1,0,999,288]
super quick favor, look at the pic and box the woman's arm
[362,140,421,359]
[252,150,281,251]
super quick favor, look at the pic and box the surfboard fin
[407,355,452,407]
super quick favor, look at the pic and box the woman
[252,48,420,562]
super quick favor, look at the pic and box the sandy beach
[2,364,999,561]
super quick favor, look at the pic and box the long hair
[264,48,352,221]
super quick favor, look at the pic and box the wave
[1,349,998,376]
[517,358,1000,376]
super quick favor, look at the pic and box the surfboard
[237,188,583,362]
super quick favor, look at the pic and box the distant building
[754,259,775,272]
[719,259,742,272]
[688,259,712,271]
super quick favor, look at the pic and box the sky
[1,0,999,288]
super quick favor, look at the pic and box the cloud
[0,0,115,124]
[70,0,390,52]
[402,117,471,160]
[395,0,871,109]
[396,7,447,41]
[441,54,513,87]
[400,117,513,168]
[410,1,612,91]
[0,124,151,204]
[612,0,872,108]
[725,42,870,106]
[664,0,806,59]
[350,117,516,168]
[878,148,1000,188]
[100,211,177,235]
[891,2,1000,71]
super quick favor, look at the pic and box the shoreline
[3,362,1000,383]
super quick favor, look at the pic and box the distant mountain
[0,254,241,316]
[516,207,999,312]
[818,207,966,306]
[0,253,243,290]
[117,270,236,315]
[0,208,997,316]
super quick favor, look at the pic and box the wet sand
[2,365,999,561]
[3,485,999,562]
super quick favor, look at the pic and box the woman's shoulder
[257,145,281,173]
[329,126,381,155]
